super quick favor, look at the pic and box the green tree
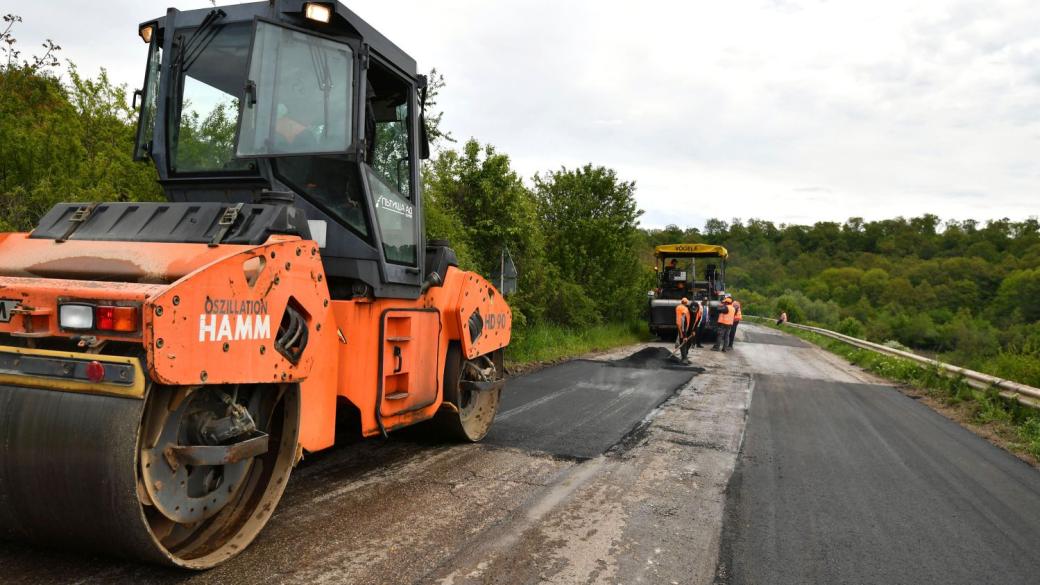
[836,316,865,338]
[0,15,160,231]
[533,164,644,322]
[997,268,1040,323]
[424,139,551,326]
[420,68,454,148]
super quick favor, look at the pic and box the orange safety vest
[675,304,691,332]
[718,303,735,326]
[733,301,742,322]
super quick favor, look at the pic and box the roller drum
[0,382,300,568]
[0,385,161,561]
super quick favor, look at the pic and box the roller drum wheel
[436,344,503,442]
[0,382,300,569]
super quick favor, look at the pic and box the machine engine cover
[30,202,309,246]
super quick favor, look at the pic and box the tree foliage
[0,17,160,231]
[420,68,454,148]
[533,165,645,323]
[423,139,551,327]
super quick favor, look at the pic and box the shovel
[669,332,684,359]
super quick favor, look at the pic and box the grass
[505,320,650,368]
[962,351,1040,391]
[754,319,1040,462]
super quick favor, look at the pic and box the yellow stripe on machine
[0,345,146,399]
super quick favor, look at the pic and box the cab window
[168,22,254,173]
[365,61,412,197]
[134,35,162,160]
[274,157,369,239]
[237,21,354,157]
[368,166,416,265]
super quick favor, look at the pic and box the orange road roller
[0,0,511,568]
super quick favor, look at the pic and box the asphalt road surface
[1,323,1039,584]
[485,353,699,458]
[715,372,1040,585]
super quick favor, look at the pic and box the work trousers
[679,334,695,361]
[713,324,732,351]
[728,320,740,348]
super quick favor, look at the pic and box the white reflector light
[304,3,332,23]
[307,219,328,248]
[59,303,95,330]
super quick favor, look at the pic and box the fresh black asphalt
[716,373,1040,585]
[485,348,698,458]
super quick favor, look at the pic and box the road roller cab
[0,0,511,569]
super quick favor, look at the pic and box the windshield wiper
[176,8,226,73]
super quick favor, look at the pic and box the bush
[803,297,841,327]
[0,64,162,231]
[836,317,865,338]
[544,279,601,327]
[730,288,771,317]
[937,311,1000,358]
[768,289,840,326]
[888,311,940,348]
[997,268,1040,323]
[775,292,806,322]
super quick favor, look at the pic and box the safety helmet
[723,297,733,304]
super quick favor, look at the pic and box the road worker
[713,295,735,352]
[727,295,742,349]
[692,299,705,348]
[665,258,681,284]
[675,298,696,363]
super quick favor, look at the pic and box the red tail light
[96,306,140,332]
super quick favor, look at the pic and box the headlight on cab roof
[304,3,332,23]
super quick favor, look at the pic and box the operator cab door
[362,54,422,288]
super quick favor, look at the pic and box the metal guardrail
[746,316,1040,408]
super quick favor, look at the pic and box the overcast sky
[13,0,1040,229]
